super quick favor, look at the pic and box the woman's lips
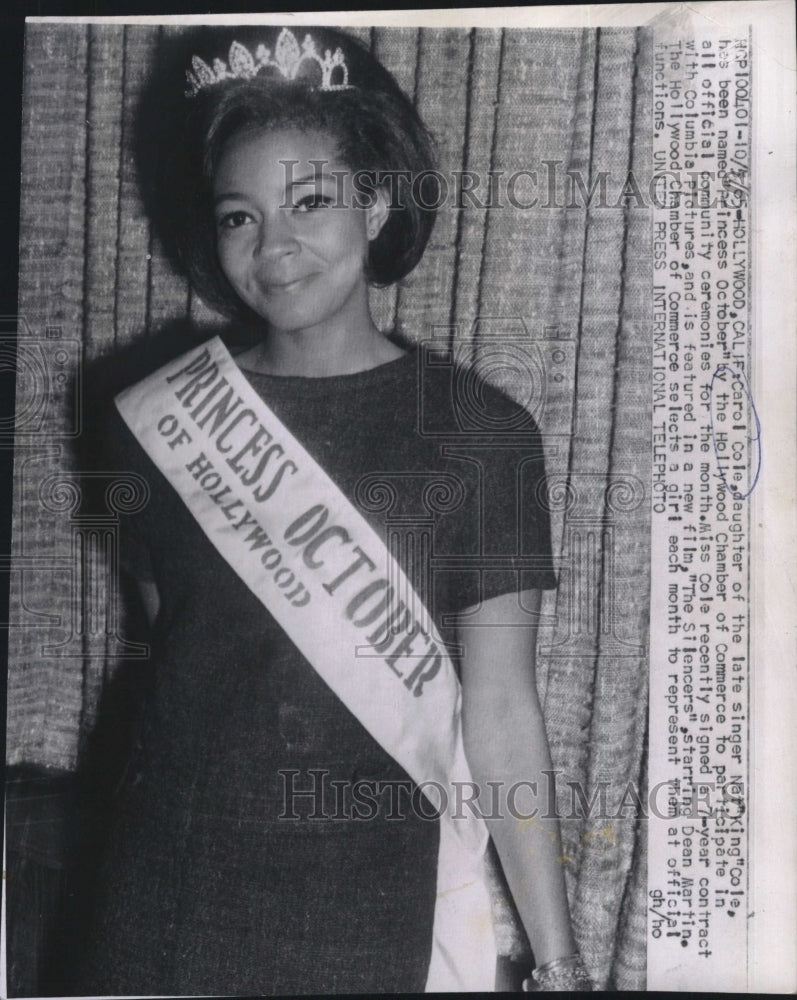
[262,275,313,294]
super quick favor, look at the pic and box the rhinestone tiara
[185,28,352,98]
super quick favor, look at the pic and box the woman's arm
[458,589,578,971]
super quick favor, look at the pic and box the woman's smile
[260,274,316,294]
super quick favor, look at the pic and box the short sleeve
[442,379,558,614]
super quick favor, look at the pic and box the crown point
[192,56,216,87]
[275,28,302,78]
[229,40,257,79]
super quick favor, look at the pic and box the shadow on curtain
[6,23,650,993]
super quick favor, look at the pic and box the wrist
[523,953,594,992]
[533,935,578,968]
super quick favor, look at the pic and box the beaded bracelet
[522,953,594,991]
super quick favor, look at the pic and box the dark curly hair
[136,26,438,322]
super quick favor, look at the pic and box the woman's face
[212,126,385,336]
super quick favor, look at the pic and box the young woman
[76,26,593,994]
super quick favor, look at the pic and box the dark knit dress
[74,349,556,995]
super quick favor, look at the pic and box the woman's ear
[365,186,390,241]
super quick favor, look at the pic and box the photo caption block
[648,25,754,991]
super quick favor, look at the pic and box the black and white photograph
[2,3,794,996]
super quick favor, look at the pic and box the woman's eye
[217,210,252,230]
[294,194,332,212]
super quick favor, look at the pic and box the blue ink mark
[708,365,761,499]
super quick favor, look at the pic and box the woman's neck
[237,322,405,377]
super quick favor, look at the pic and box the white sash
[115,337,498,991]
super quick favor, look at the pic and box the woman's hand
[522,954,594,990]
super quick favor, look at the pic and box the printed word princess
[166,348,298,502]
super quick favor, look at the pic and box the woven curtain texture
[8,24,650,990]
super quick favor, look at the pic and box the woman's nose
[253,214,299,261]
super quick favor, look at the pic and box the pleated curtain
[8,23,650,990]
